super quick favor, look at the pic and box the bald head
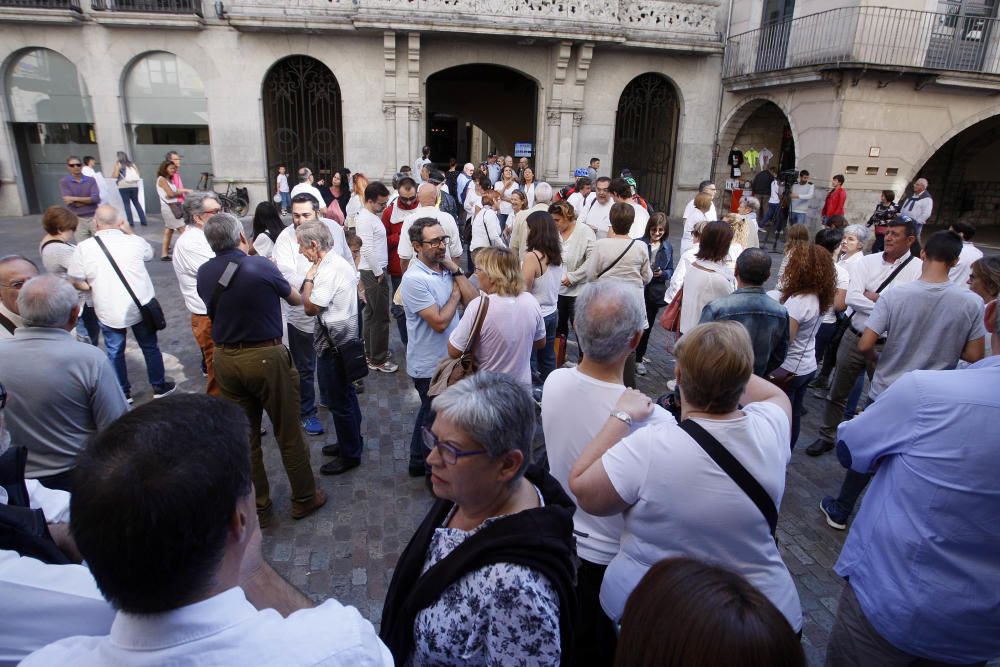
[0,255,39,314]
[17,274,79,329]
[94,205,120,229]
[417,182,437,206]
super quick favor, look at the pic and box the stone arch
[612,72,681,214]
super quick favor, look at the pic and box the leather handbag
[318,316,368,383]
[95,236,167,331]
[428,296,490,397]
[659,286,683,333]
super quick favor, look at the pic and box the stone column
[381,31,398,181]
[544,108,562,182]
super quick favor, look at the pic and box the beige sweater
[584,237,652,288]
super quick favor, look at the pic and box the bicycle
[198,172,250,217]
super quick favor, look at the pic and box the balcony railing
[724,6,1000,79]
[0,0,81,10]
[91,0,201,16]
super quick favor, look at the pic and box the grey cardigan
[560,222,597,297]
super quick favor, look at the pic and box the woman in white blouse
[494,166,519,228]
[470,191,505,264]
[568,321,802,634]
[345,172,367,230]
[520,167,537,208]
[678,221,736,335]
[552,200,595,359]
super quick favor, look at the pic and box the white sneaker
[635,362,647,376]
[369,360,399,373]
[666,379,677,392]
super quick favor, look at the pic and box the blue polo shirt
[400,258,458,379]
[196,249,290,345]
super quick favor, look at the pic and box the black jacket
[380,464,577,665]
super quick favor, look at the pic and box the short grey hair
[17,275,78,328]
[204,212,243,253]
[182,191,220,225]
[431,372,535,479]
[574,280,646,364]
[843,223,871,245]
[741,196,760,213]
[534,182,553,204]
[295,221,332,252]
[94,204,119,229]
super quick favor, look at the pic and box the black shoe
[353,380,365,394]
[809,375,830,389]
[805,439,834,457]
[152,381,176,398]
[322,443,341,457]
[320,456,360,475]
[408,465,426,477]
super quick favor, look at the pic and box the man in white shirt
[173,192,221,395]
[21,394,392,667]
[806,217,922,457]
[354,181,398,373]
[789,169,813,225]
[897,178,933,239]
[0,255,37,339]
[566,177,592,220]
[948,220,983,288]
[509,182,553,259]
[398,183,464,273]
[274,193,355,436]
[289,167,327,217]
[541,279,669,665]
[609,177,649,238]
[682,180,719,224]
[68,205,174,403]
[413,146,431,184]
[580,176,613,240]
[486,153,501,185]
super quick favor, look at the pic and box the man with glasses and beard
[400,219,478,480]
[59,156,101,242]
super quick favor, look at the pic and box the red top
[822,186,846,217]
[383,204,405,277]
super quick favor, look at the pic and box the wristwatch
[610,410,632,427]
[451,267,465,278]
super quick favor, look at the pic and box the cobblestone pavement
[3,214,996,666]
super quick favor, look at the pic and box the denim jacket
[699,286,789,376]
[642,236,674,303]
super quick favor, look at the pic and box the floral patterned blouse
[407,486,562,666]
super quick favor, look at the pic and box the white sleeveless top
[528,252,564,318]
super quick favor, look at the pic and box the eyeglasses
[422,427,487,465]
[200,207,222,216]
[420,236,450,248]
[0,280,26,290]
[67,163,82,168]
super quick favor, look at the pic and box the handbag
[95,237,167,331]
[318,317,369,383]
[273,193,282,204]
[659,286,683,332]
[428,296,490,397]
[167,201,184,219]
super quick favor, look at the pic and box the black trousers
[573,558,618,667]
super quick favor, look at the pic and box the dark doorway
[426,64,537,168]
[613,73,680,214]
[262,56,343,187]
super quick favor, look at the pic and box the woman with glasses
[380,372,576,667]
[447,248,545,388]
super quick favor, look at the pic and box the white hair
[295,220,332,252]
[843,223,871,245]
[17,275,78,328]
[574,280,646,363]
[534,182,554,204]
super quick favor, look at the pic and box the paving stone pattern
[4,214,995,666]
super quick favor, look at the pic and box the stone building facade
[0,0,726,218]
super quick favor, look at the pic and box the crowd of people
[1,150,998,667]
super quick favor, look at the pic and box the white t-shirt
[273,219,352,333]
[581,198,613,239]
[627,201,649,239]
[566,191,586,219]
[493,182,518,218]
[399,206,464,262]
[277,173,289,193]
[822,262,850,324]
[950,241,983,288]
[680,208,708,256]
[682,198,718,224]
[67,230,155,329]
[309,251,359,345]
[252,233,276,260]
[448,293,544,387]
[780,292,821,375]
[542,370,677,564]
[355,208,389,275]
[464,189,483,219]
[171,226,215,315]
[470,208,504,252]
[601,402,801,631]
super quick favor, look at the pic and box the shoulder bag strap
[208,259,243,321]
[0,310,15,334]
[874,255,914,295]
[461,296,490,360]
[679,419,778,538]
[596,239,636,279]
[94,236,143,312]
[40,239,69,252]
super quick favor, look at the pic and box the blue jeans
[531,311,558,383]
[279,192,291,211]
[119,187,147,226]
[844,372,865,419]
[789,211,807,226]
[390,274,408,345]
[784,369,816,450]
[76,304,101,345]
[316,351,363,459]
[287,324,319,419]
[829,469,873,520]
[761,202,780,227]
[409,377,433,470]
[100,319,166,393]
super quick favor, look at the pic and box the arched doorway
[426,65,537,169]
[716,100,795,215]
[913,113,1000,229]
[4,47,95,213]
[612,73,680,214]
[262,56,343,187]
[123,51,211,212]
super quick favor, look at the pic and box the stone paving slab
[2,213,994,666]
